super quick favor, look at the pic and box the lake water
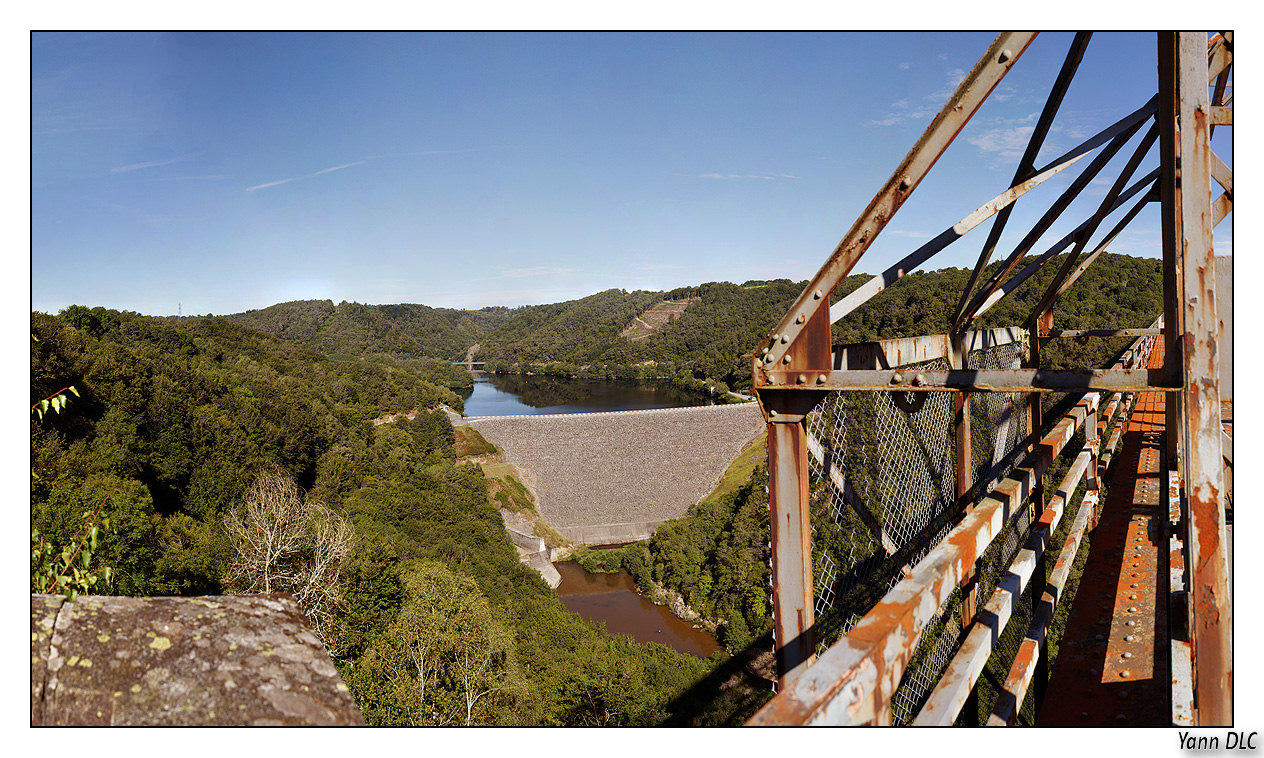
[458,374,714,417]
[554,561,721,658]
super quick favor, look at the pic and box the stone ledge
[31,593,364,726]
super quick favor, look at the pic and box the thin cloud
[245,160,366,192]
[887,230,934,239]
[136,174,231,183]
[311,161,365,176]
[966,125,1036,160]
[110,156,187,174]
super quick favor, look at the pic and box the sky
[30,30,1234,317]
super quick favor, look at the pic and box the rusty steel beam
[830,328,1025,371]
[914,415,1097,726]
[829,153,1088,325]
[1045,328,1163,339]
[767,417,817,690]
[756,33,1035,374]
[748,396,1098,725]
[950,32,1092,327]
[1029,184,1159,322]
[969,171,1158,324]
[954,98,1157,330]
[1027,122,1160,325]
[989,487,1100,726]
[1207,33,1232,83]
[1208,150,1232,195]
[1172,31,1231,726]
[761,368,1175,393]
[1211,192,1232,227]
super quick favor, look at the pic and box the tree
[350,561,525,726]
[222,467,353,652]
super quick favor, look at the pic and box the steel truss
[748,32,1231,726]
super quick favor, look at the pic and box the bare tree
[223,468,353,652]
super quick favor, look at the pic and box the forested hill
[222,252,1162,392]
[228,299,514,362]
[476,252,1164,389]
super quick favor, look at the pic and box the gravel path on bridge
[469,404,765,529]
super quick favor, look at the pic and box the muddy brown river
[554,561,721,658]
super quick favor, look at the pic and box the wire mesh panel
[802,343,1032,723]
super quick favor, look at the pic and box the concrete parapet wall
[505,524,546,553]
[31,593,364,726]
[557,520,669,546]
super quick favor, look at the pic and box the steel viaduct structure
[746,32,1231,726]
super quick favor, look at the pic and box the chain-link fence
[801,342,1033,724]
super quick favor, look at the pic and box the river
[458,374,714,417]
[460,374,724,658]
[554,561,721,658]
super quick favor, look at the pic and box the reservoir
[554,561,721,659]
[459,374,714,417]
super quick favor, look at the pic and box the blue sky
[31,31,1232,316]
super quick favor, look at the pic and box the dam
[468,403,764,544]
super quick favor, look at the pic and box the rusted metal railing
[748,31,1230,726]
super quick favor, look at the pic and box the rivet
[892,371,904,385]
[1122,652,1133,659]
[783,355,792,364]
[1125,635,1136,642]
[899,177,911,191]
[780,334,790,344]
[769,409,778,417]
[816,374,827,385]
[795,314,806,325]
[1119,671,1131,678]
[998,49,1013,63]
[796,374,807,384]
[912,373,926,387]
[813,290,823,300]
[771,333,781,343]
[1126,620,1136,627]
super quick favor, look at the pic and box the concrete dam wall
[469,403,764,545]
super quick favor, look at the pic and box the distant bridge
[453,360,485,371]
[467,404,764,544]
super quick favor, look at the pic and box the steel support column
[1169,31,1231,725]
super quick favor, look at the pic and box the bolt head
[796,374,806,384]
[795,314,805,325]
[813,290,823,300]
[892,371,904,385]
[783,355,792,364]
[816,374,827,385]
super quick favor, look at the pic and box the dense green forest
[228,298,513,366]
[473,252,1163,390]
[30,307,766,725]
[221,253,1162,396]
